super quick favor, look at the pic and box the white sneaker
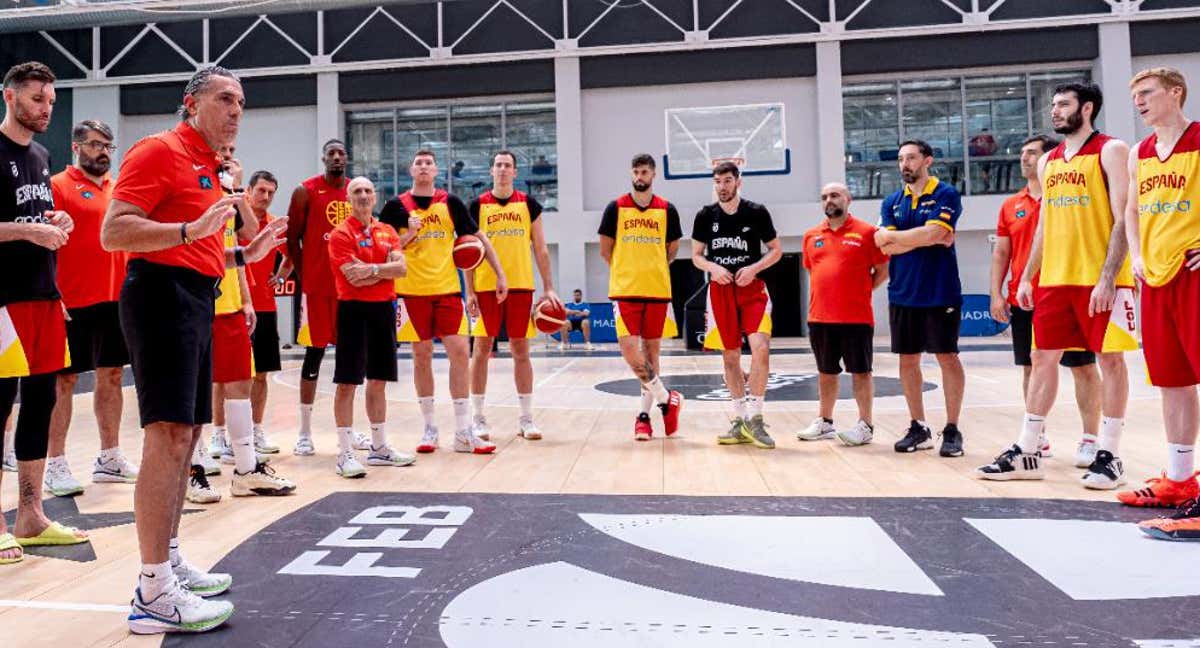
[253,428,279,454]
[2,450,15,472]
[208,430,228,459]
[836,419,874,446]
[93,449,139,483]
[518,417,542,440]
[1074,439,1098,468]
[231,462,296,497]
[557,343,565,351]
[1080,450,1127,490]
[586,343,595,351]
[336,451,367,478]
[1037,433,1053,458]
[797,417,836,441]
[472,416,493,441]
[454,428,497,454]
[43,457,84,497]
[219,446,270,466]
[173,559,232,598]
[185,466,221,504]
[293,436,315,456]
[976,445,1044,481]
[198,450,220,476]
[351,431,372,451]
[127,579,234,634]
[366,444,416,467]
[416,425,439,453]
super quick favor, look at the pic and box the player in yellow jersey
[380,149,506,455]
[1118,69,1200,535]
[978,82,1135,489]
[466,151,560,442]
[598,153,684,442]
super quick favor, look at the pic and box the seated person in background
[561,289,592,351]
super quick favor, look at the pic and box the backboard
[663,103,790,179]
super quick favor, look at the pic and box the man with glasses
[43,120,139,497]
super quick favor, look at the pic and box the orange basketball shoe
[1139,498,1200,541]
[1116,471,1200,508]
[634,413,653,442]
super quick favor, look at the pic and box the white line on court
[535,358,578,389]
[0,599,126,613]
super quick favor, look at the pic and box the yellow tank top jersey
[214,216,242,315]
[607,194,673,301]
[1137,122,1200,288]
[1040,132,1134,287]
[393,190,462,297]
[475,191,534,292]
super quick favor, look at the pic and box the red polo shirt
[51,166,127,309]
[327,216,401,302]
[244,209,285,312]
[995,187,1041,306]
[802,214,887,325]
[112,121,225,278]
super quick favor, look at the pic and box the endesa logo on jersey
[1044,194,1091,208]
[1139,199,1192,216]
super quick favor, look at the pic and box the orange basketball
[452,234,485,270]
[533,299,567,334]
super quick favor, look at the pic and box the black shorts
[251,310,282,373]
[809,323,874,374]
[889,304,960,355]
[333,300,398,385]
[568,318,585,332]
[1009,307,1096,367]
[120,260,216,427]
[63,301,129,374]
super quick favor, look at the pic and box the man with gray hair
[44,119,139,498]
[102,65,286,634]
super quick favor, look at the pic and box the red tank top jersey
[299,175,350,297]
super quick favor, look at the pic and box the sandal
[0,533,24,564]
[14,521,89,547]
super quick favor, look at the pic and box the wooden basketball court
[1,339,1191,647]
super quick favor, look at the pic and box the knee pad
[14,373,55,461]
[301,347,326,382]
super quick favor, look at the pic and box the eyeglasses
[78,140,116,153]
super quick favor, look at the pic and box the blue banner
[960,293,1009,337]
[552,302,617,343]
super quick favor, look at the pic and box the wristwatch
[371,264,380,277]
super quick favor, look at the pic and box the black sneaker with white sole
[1081,449,1126,490]
[893,420,933,453]
[939,424,964,457]
[976,444,1043,480]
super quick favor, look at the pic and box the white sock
[226,399,255,474]
[745,395,763,418]
[139,561,174,600]
[453,399,470,433]
[518,393,533,421]
[212,425,227,443]
[732,397,748,421]
[471,394,486,421]
[336,426,353,453]
[639,388,654,415]
[1167,443,1195,482]
[47,454,67,468]
[98,447,120,462]
[1080,432,1098,445]
[253,423,264,435]
[370,421,387,449]
[1016,413,1045,454]
[644,375,669,403]
[1098,417,1124,454]
[298,404,313,439]
[419,397,436,427]
[168,537,181,567]
[190,442,206,467]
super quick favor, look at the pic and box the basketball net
[710,156,746,204]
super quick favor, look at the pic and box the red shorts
[298,292,338,348]
[470,290,534,339]
[212,312,253,384]
[704,279,772,351]
[0,300,69,377]
[613,300,677,340]
[1142,266,1200,387]
[398,294,467,342]
[1032,285,1138,354]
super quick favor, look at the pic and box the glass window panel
[901,79,964,194]
[1029,70,1091,139]
[346,110,396,203]
[843,82,899,200]
[965,75,1027,195]
[505,101,558,210]
[449,104,502,204]
[395,107,450,192]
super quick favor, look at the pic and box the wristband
[180,222,191,244]
[234,246,246,267]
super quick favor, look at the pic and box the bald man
[798,183,889,446]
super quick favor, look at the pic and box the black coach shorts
[889,304,960,355]
[1009,307,1096,368]
[63,301,130,374]
[120,260,216,427]
[333,300,398,385]
[808,323,874,374]
[568,318,585,332]
[251,310,282,373]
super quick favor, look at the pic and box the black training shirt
[691,199,777,272]
[0,131,58,307]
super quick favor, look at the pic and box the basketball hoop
[710,156,746,171]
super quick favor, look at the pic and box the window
[843,69,1089,199]
[346,100,557,210]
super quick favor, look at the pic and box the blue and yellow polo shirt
[879,176,963,308]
